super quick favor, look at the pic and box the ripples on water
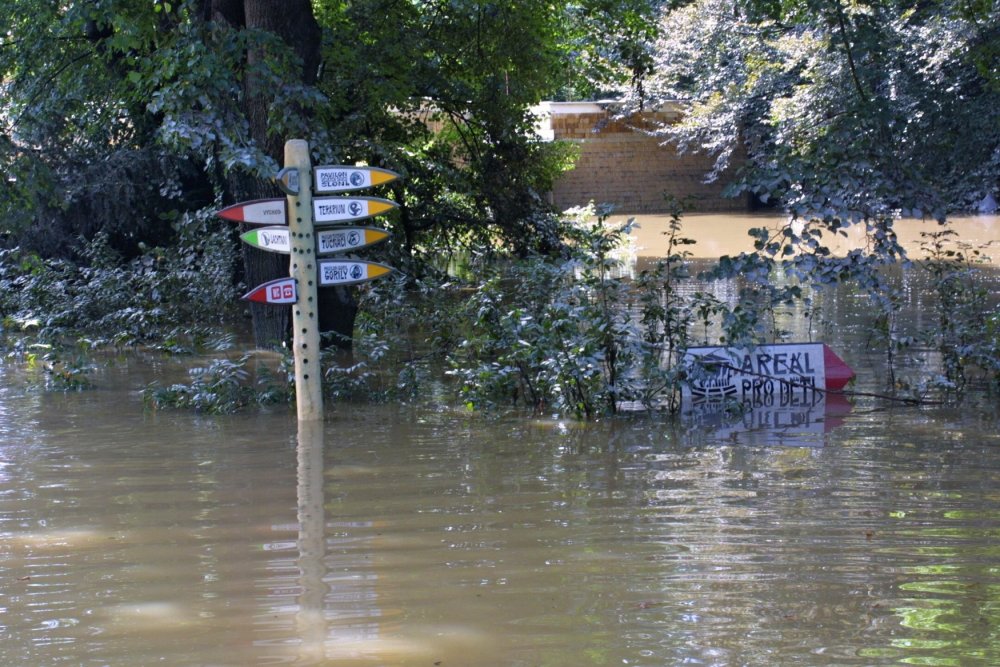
[2,356,1000,666]
[3,219,1000,665]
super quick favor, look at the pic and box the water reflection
[3,210,1000,665]
[682,392,853,446]
[296,419,326,661]
[2,377,1000,665]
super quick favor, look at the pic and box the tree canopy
[635,0,999,226]
[0,0,652,255]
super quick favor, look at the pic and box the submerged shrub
[0,208,239,350]
[143,353,292,414]
[446,204,697,418]
[918,227,999,393]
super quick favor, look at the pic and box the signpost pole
[285,140,323,421]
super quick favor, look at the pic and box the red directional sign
[242,277,298,304]
[217,199,286,225]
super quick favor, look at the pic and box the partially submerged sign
[313,196,397,224]
[314,166,400,194]
[317,259,392,286]
[241,226,392,255]
[216,198,286,225]
[242,277,298,305]
[683,342,854,402]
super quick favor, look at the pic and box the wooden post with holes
[285,140,323,421]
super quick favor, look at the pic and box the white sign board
[313,166,399,194]
[312,196,397,224]
[317,259,392,286]
[316,227,389,254]
[683,343,828,402]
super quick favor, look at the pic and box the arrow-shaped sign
[313,196,397,225]
[240,226,291,253]
[217,199,286,225]
[314,166,400,194]
[241,226,392,255]
[317,226,391,254]
[219,196,397,226]
[242,277,298,304]
[317,259,393,286]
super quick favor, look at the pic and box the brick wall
[542,103,748,214]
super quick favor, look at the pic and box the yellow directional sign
[312,196,398,224]
[313,166,400,194]
[317,259,393,286]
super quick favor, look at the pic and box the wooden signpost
[217,141,400,421]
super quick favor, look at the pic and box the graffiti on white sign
[683,343,853,402]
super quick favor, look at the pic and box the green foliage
[1,0,657,353]
[447,203,698,418]
[0,209,239,349]
[23,343,95,391]
[634,0,999,398]
[917,227,999,393]
[644,0,999,220]
[142,353,291,414]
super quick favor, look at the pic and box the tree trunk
[210,0,357,349]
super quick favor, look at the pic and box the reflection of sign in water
[683,342,853,400]
[682,392,853,445]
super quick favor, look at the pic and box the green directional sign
[240,226,290,253]
[241,226,392,255]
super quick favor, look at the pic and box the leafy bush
[918,227,999,393]
[446,204,702,418]
[142,353,292,414]
[0,208,239,350]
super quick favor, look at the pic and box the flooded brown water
[3,213,1000,666]
[623,212,1000,260]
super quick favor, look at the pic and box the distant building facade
[535,101,749,214]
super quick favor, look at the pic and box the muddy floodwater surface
[2,214,1000,666]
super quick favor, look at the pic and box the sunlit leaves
[644,0,999,223]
